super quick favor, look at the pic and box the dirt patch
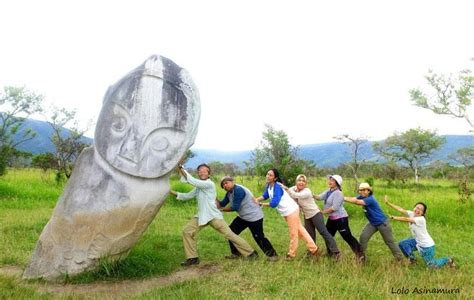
[37,263,221,299]
[1,264,220,299]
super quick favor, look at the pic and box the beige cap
[358,182,372,191]
[220,176,233,188]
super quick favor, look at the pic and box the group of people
[169,163,455,269]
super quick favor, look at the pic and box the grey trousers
[359,219,403,260]
[304,212,340,255]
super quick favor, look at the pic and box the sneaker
[180,257,200,267]
[305,248,320,259]
[266,255,279,262]
[225,254,241,260]
[246,251,259,260]
[447,257,456,268]
[285,255,295,261]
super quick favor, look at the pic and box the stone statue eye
[111,116,127,132]
[150,136,170,152]
[110,104,130,134]
[144,128,184,155]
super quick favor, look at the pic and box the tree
[334,134,369,191]
[409,60,474,131]
[32,152,57,172]
[0,86,43,175]
[373,128,445,183]
[371,161,411,186]
[449,146,474,203]
[246,124,315,185]
[449,146,474,169]
[409,61,473,199]
[46,106,90,178]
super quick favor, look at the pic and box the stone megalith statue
[23,55,200,281]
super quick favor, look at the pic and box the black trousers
[326,217,362,255]
[229,216,277,257]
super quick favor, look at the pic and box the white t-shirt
[268,185,299,217]
[407,211,435,248]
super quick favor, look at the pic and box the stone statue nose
[118,135,141,164]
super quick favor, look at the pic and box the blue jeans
[398,238,449,268]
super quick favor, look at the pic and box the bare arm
[313,194,321,200]
[344,196,365,206]
[384,196,408,214]
[390,215,415,223]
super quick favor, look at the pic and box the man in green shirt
[170,163,257,266]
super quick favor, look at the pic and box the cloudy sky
[1,0,473,151]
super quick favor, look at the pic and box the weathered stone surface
[23,55,200,281]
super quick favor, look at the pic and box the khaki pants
[182,217,254,259]
[284,209,318,258]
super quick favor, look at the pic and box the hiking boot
[245,251,259,260]
[225,254,241,260]
[180,257,200,267]
[266,255,279,262]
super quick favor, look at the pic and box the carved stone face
[94,56,200,178]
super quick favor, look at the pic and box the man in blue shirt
[344,182,403,262]
[217,176,278,260]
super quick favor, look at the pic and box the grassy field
[0,168,473,299]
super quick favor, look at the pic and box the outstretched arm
[384,195,408,214]
[390,215,415,223]
[344,196,365,206]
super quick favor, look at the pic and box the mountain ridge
[13,118,474,168]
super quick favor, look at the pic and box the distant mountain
[187,135,474,168]
[298,135,474,167]
[187,149,252,168]
[13,118,93,154]
[11,119,473,167]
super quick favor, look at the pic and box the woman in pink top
[281,174,340,259]
[255,169,319,260]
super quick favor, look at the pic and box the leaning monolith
[23,55,200,281]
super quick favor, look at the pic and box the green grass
[0,169,473,299]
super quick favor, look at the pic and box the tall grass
[0,169,472,299]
